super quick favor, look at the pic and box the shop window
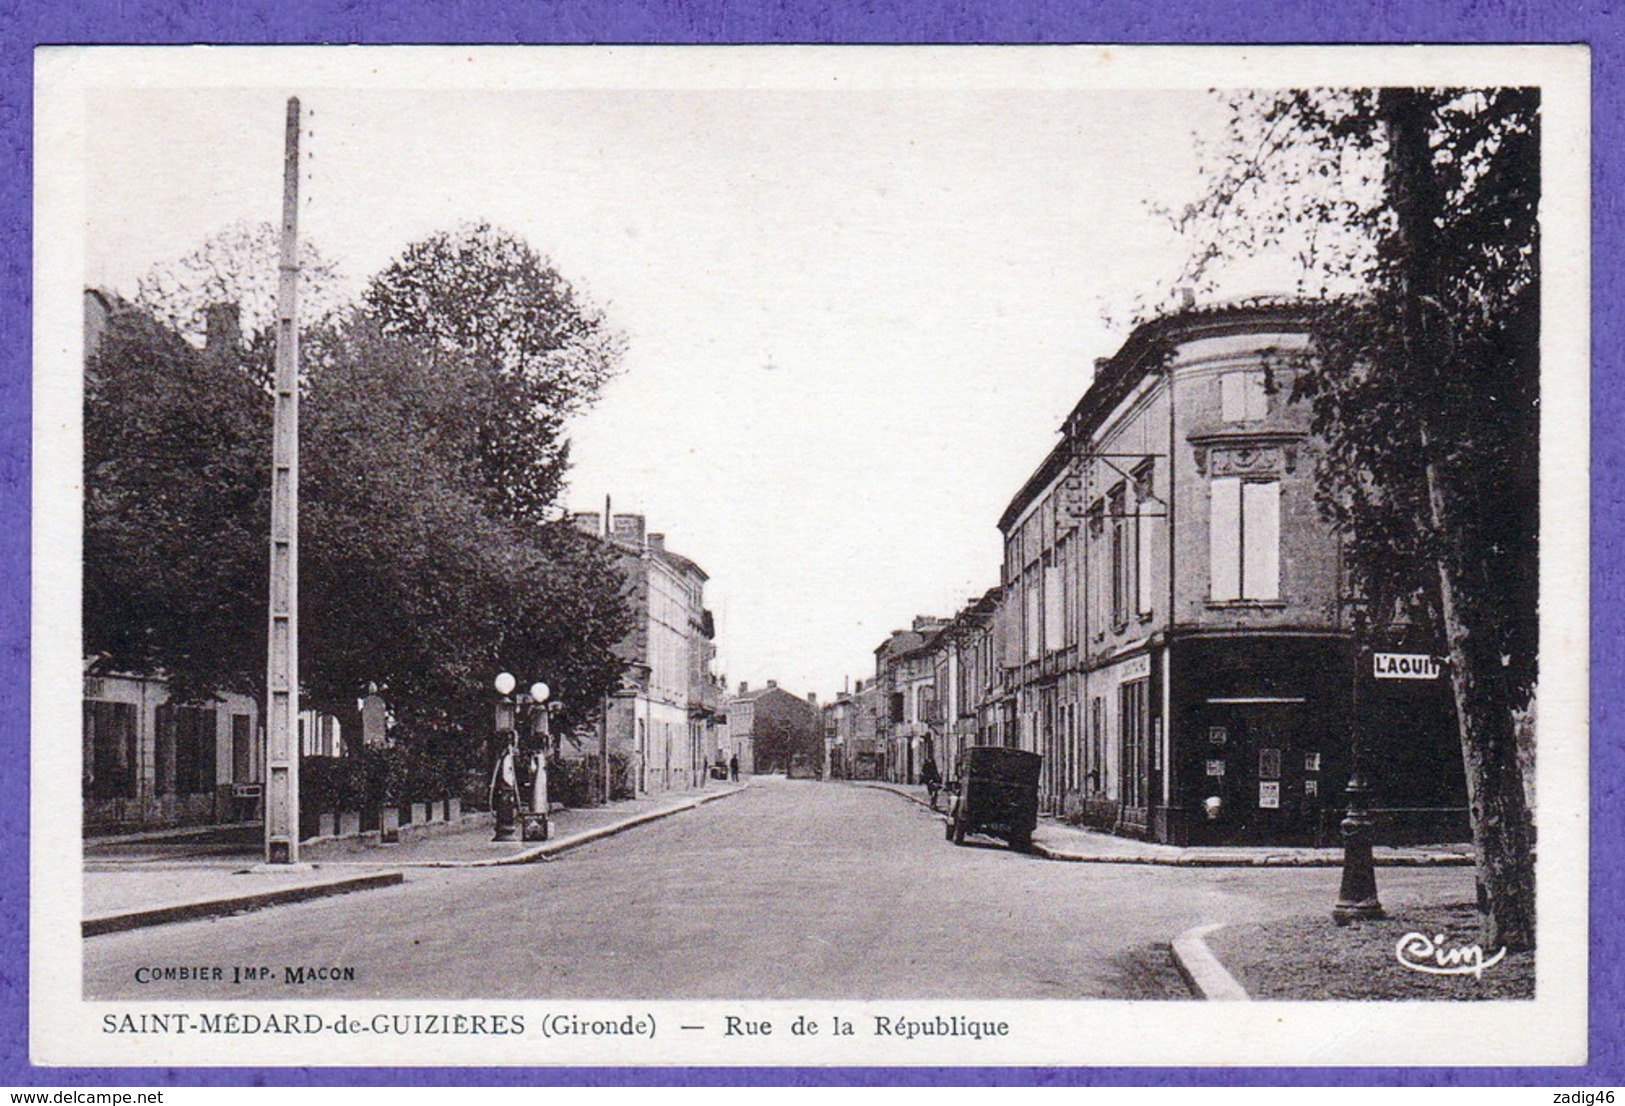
[1209,477,1281,601]
[1119,679,1149,809]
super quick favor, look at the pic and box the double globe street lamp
[491,672,556,843]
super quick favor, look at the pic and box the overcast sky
[79,55,1313,699]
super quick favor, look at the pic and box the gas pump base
[521,813,550,842]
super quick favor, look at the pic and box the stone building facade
[82,671,263,832]
[725,681,822,776]
[990,300,1464,845]
[573,511,721,795]
[870,617,947,784]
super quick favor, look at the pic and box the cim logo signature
[1394,931,1507,979]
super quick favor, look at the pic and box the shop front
[1164,632,1352,846]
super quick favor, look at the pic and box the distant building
[936,587,1002,779]
[871,617,947,784]
[822,682,886,779]
[725,681,822,776]
[820,685,863,779]
[572,511,722,795]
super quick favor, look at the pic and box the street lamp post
[1334,644,1384,924]
[490,672,554,843]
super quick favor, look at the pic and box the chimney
[1178,286,1196,310]
[611,513,646,545]
[204,303,241,362]
[1094,357,1112,376]
[739,681,749,694]
[807,692,817,705]
[647,533,666,553]
[767,680,777,690]
[572,512,602,537]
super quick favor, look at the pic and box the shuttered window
[1210,477,1280,601]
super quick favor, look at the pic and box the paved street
[83,776,1475,1001]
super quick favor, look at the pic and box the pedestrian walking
[729,754,739,782]
[920,754,943,811]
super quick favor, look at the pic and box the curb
[86,821,262,847]
[83,871,405,937]
[1171,923,1251,1001]
[1029,843,1474,868]
[856,780,1473,868]
[404,784,749,868]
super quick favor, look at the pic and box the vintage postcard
[32,44,1589,1067]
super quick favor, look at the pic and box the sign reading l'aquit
[1372,652,1443,680]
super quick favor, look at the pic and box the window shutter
[1137,507,1155,615]
[1209,477,1242,601]
[1242,481,1281,600]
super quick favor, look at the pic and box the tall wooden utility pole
[265,96,302,864]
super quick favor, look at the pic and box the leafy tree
[750,699,824,776]
[296,313,634,738]
[1172,88,1539,949]
[84,305,270,704]
[86,306,634,768]
[93,219,636,798]
[134,221,349,347]
[364,223,625,524]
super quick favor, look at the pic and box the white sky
[81,67,1309,700]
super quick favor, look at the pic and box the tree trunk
[1384,88,1537,951]
[1422,445,1537,952]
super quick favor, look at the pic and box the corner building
[997,301,1462,845]
[573,511,720,795]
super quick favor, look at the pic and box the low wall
[301,809,495,858]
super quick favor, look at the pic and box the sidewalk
[84,782,748,936]
[854,779,1474,867]
[309,782,747,868]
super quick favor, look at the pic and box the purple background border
[3,1,1618,1089]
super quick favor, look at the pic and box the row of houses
[826,299,1466,847]
[561,509,826,788]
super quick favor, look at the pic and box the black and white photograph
[32,45,1589,1067]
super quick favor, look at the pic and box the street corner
[1171,922,1251,1002]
